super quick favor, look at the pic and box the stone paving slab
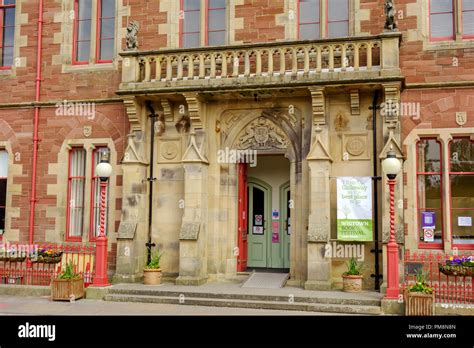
[0,295,346,316]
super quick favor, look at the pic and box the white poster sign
[337,177,373,241]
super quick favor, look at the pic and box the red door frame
[237,163,248,271]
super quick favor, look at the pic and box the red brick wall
[235,0,286,43]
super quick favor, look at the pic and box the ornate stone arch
[221,107,302,162]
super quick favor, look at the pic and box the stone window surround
[0,0,28,78]
[55,0,127,73]
[0,142,21,242]
[178,0,230,48]
[406,0,474,50]
[50,138,119,247]
[404,128,474,252]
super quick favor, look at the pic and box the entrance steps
[104,283,382,315]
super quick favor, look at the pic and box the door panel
[282,184,291,269]
[237,163,248,271]
[247,182,270,268]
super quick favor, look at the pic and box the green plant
[57,261,81,280]
[343,257,363,276]
[145,250,162,270]
[409,270,433,294]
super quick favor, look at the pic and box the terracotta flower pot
[342,274,363,292]
[404,289,434,316]
[143,268,162,285]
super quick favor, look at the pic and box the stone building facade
[0,0,472,291]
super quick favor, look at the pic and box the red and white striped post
[93,152,112,287]
[382,149,402,299]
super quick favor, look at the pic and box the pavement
[0,295,339,315]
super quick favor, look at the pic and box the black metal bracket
[371,176,382,181]
[370,274,383,279]
[145,242,156,249]
[370,248,383,254]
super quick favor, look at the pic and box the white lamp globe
[382,150,401,179]
[96,152,113,180]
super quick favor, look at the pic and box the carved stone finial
[384,0,397,31]
[125,21,139,51]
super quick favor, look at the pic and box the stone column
[113,132,149,283]
[176,133,209,285]
[305,126,333,290]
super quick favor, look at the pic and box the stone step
[107,288,381,307]
[104,293,382,315]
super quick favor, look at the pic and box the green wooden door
[281,183,291,269]
[247,180,271,268]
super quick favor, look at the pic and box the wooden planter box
[405,290,435,316]
[51,277,84,301]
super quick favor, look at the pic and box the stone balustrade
[118,32,401,93]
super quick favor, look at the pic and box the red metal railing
[403,250,474,304]
[0,243,95,287]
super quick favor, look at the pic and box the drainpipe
[369,90,382,291]
[145,101,157,264]
[28,0,44,247]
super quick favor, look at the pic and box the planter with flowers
[51,261,84,301]
[33,248,63,264]
[405,270,434,316]
[439,256,474,277]
[342,257,364,292]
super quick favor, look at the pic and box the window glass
[1,3,15,67]
[75,0,92,62]
[328,0,349,38]
[67,148,86,238]
[299,0,320,40]
[450,138,474,172]
[417,139,443,246]
[430,0,454,39]
[98,0,115,61]
[0,150,8,178]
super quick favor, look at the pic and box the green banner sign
[337,177,373,241]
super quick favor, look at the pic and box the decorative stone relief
[179,222,201,240]
[125,21,139,51]
[83,126,92,137]
[158,138,181,163]
[309,87,326,125]
[183,92,203,130]
[123,97,141,132]
[123,133,146,164]
[455,112,467,126]
[334,113,348,132]
[161,99,173,122]
[383,83,401,124]
[341,132,370,161]
[235,117,288,151]
[350,90,360,115]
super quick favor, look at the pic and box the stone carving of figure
[175,115,191,133]
[384,0,397,31]
[126,21,139,50]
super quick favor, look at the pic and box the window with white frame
[0,150,8,235]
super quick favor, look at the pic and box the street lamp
[382,148,402,299]
[92,150,112,287]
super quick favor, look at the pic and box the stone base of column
[304,280,332,291]
[175,276,208,286]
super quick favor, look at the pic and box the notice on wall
[337,177,373,241]
[255,215,263,226]
[272,209,279,220]
[272,222,279,243]
[423,228,434,242]
[253,226,264,235]
[421,211,436,229]
[458,216,472,227]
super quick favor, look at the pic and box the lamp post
[93,151,112,287]
[382,148,402,299]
